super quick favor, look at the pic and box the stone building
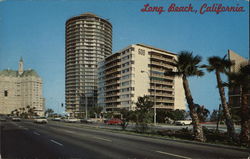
[0,58,45,116]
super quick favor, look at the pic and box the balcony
[150,61,174,69]
[150,54,174,63]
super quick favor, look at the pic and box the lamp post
[85,94,88,120]
[141,70,157,126]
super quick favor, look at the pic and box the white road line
[33,132,40,136]
[155,151,192,159]
[64,130,75,134]
[50,139,64,146]
[92,136,112,142]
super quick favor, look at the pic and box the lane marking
[64,130,75,134]
[50,139,63,146]
[155,151,192,159]
[92,136,112,142]
[33,132,40,136]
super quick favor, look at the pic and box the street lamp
[141,70,157,126]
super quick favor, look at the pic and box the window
[4,90,8,97]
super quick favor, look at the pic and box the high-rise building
[0,58,45,116]
[98,44,185,112]
[65,13,112,117]
[228,50,250,112]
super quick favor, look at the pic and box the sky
[0,0,249,114]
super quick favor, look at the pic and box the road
[0,120,249,159]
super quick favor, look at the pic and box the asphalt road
[0,120,249,159]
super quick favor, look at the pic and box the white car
[64,118,78,123]
[52,117,61,121]
[34,117,48,124]
[175,120,192,126]
[12,117,21,122]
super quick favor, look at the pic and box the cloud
[0,0,5,2]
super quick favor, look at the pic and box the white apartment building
[0,58,45,116]
[98,44,185,112]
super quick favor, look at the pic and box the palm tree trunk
[182,75,206,142]
[216,104,222,132]
[240,86,249,145]
[215,71,237,142]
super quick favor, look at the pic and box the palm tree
[202,55,237,142]
[165,51,206,142]
[45,108,54,117]
[228,64,250,145]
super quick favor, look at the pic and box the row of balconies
[66,45,112,53]
[150,80,173,85]
[150,54,174,63]
[150,86,174,91]
[105,68,121,75]
[105,61,121,70]
[150,61,174,69]
[105,74,121,81]
[66,24,112,33]
[66,33,112,43]
[151,73,174,80]
[66,36,112,45]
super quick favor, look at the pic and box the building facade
[65,12,112,117]
[0,58,45,116]
[228,50,250,112]
[98,44,185,112]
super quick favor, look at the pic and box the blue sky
[0,0,249,114]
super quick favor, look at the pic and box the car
[34,117,48,124]
[64,118,78,123]
[106,118,123,125]
[12,117,21,122]
[80,118,95,124]
[175,120,192,126]
[0,117,7,122]
[52,117,61,121]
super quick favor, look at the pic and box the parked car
[12,117,21,122]
[80,119,94,124]
[0,116,7,122]
[64,118,78,123]
[106,118,123,125]
[52,117,61,121]
[175,120,192,126]
[34,117,48,124]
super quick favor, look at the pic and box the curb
[77,123,249,153]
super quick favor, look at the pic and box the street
[0,120,249,159]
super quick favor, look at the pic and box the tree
[210,109,219,122]
[134,95,154,133]
[165,51,206,142]
[119,108,132,130]
[89,106,103,118]
[203,55,237,142]
[194,104,210,122]
[45,108,54,117]
[165,109,186,121]
[227,64,250,145]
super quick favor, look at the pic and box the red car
[106,118,123,125]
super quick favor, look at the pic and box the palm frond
[164,71,182,77]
